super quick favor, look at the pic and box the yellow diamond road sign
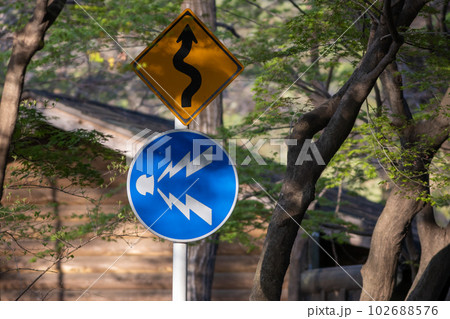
[131,9,244,125]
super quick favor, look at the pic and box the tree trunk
[287,229,310,300]
[0,0,66,202]
[406,205,450,300]
[183,0,222,134]
[181,0,222,301]
[360,86,450,300]
[250,0,427,300]
[403,222,420,282]
[187,234,219,300]
[360,185,427,300]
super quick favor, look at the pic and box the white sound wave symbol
[135,147,215,225]
[157,146,213,182]
[157,189,212,225]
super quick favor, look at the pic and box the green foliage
[302,209,358,244]
[227,0,374,132]
[217,137,285,250]
[399,25,450,91]
[222,0,449,245]
[2,0,448,257]
[1,101,134,269]
[9,100,117,189]
[365,102,449,205]
[0,0,182,103]
[219,1,384,245]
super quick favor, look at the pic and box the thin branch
[403,40,435,51]
[310,80,332,99]
[335,182,343,215]
[245,0,284,19]
[15,260,58,301]
[363,0,383,16]
[330,232,339,265]
[289,67,331,98]
[15,235,99,301]
[216,22,241,38]
[380,62,412,126]
[364,41,401,80]
[325,62,336,92]
[221,8,263,26]
[7,184,94,201]
[42,288,56,301]
[134,88,149,110]
[287,0,306,15]
[0,268,58,274]
[3,231,37,257]
[321,222,374,236]
[245,0,262,9]
[308,187,328,211]
[349,0,379,22]
[373,81,383,116]
[293,79,319,95]
[383,0,403,43]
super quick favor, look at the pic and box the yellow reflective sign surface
[131,9,244,125]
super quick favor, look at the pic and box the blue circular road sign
[127,130,238,242]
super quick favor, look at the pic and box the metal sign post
[174,117,187,130]
[172,242,187,301]
[173,117,187,301]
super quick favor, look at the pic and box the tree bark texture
[181,0,222,301]
[360,186,427,300]
[360,81,450,301]
[0,0,66,202]
[250,0,428,301]
[406,206,450,300]
[287,229,310,300]
[182,0,222,135]
[187,234,219,300]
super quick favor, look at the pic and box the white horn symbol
[136,175,154,195]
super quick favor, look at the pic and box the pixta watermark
[126,129,325,171]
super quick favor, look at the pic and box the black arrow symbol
[173,24,202,108]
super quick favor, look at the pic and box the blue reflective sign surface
[127,130,238,242]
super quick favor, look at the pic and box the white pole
[174,117,187,130]
[172,242,187,301]
[173,117,188,301]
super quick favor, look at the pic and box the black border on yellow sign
[131,8,244,125]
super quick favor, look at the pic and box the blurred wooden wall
[0,162,288,301]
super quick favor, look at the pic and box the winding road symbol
[130,8,244,125]
[173,24,202,108]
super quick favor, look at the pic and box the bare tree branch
[14,234,99,300]
[216,22,241,38]
[287,0,306,15]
